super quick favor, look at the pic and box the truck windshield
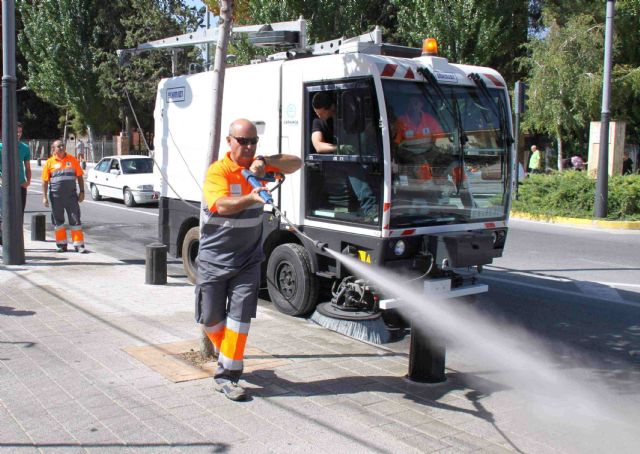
[383,79,509,228]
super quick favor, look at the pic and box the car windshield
[121,158,154,175]
[383,79,510,228]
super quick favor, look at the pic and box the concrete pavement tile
[143,416,208,443]
[412,417,460,439]
[475,443,518,453]
[166,404,210,421]
[399,432,451,452]
[182,417,249,445]
[388,408,437,426]
[0,447,40,454]
[439,431,493,451]
[371,421,425,440]
[86,403,132,421]
[127,403,169,421]
[345,391,387,406]
[365,400,409,416]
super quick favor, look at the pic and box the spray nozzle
[313,240,328,252]
[241,169,274,204]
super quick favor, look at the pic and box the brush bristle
[309,310,391,344]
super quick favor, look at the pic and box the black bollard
[37,158,41,167]
[407,320,446,383]
[31,214,46,241]
[145,242,167,285]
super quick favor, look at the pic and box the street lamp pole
[594,0,615,219]
[2,0,26,264]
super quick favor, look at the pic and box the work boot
[75,246,87,254]
[215,380,248,402]
[56,245,67,253]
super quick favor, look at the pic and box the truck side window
[305,80,382,226]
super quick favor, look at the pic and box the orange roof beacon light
[422,38,438,56]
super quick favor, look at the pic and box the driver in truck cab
[195,118,302,401]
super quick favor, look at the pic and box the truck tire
[90,184,102,201]
[182,226,199,284]
[267,243,318,316]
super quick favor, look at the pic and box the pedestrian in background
[0,121,31,218]
[528,145,542,174]
[622,152,633,175]
[196,119,302,401]
[42,140,87,253]
[571,154,586,171]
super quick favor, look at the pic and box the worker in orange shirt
[42,140,87,253]
[394,95,444,146]
[197,119,302,401]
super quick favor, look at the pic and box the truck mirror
[340,91,365,134]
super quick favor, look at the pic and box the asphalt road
[23,166,640,386]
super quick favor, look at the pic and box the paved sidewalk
[0,236,632,453]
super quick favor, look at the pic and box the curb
[510,211,640,230]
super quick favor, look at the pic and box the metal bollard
[145,242,167,285]
[37,158,42,167]
[407,320,446,383]
[31,214,47,241]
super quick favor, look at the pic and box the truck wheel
[267,243,318,316]
[124,188,136,207]
[182,226,199,284]
[90,184,101,201]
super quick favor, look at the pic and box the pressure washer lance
[241,169,328,252]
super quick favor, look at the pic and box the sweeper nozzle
[313,240,328,252]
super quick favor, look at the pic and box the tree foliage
[18,0,200,136]
[392,0,530,82]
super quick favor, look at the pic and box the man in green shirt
[0,122,32,216]
[528,145,542,174]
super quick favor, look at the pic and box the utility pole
[2,0,26,264]
[594,0,615,218]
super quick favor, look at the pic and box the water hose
[241,169,328,251]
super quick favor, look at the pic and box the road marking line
[481,275,640,309]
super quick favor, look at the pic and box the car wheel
[182,226,199,284]
[90,184,102,201]
[267,243,318,316]
[124,188,136,207]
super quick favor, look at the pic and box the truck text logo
[166,87,186,103]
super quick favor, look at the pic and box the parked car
[87,155,158,207]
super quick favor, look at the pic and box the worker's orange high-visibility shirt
[203,151,279,213]
[394,112,444,144]
[42,153,83,193]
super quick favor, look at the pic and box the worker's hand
[249,186,268,204]
[249,159,266,178]
[43,196,49,207]
[337,144,355,155]
[21,180,30,188]
[78,192,85,203]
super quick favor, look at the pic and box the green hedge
[512,172,640,221]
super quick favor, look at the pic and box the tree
[521,14,603,169]
[521,1,640,164]
[18,0,200,138]
[392,0,531,83]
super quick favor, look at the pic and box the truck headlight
[393,240,406,256]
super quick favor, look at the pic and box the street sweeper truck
[120,19,514,344]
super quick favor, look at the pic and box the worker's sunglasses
[231,136,259,146]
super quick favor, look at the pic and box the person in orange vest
[394,95,444,146]
[197,119,302,401]
[42,140,87,253]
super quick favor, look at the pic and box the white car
[87,155,159,207]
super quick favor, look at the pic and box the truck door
[304,79,383,227]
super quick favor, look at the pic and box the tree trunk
[557,134,563,171]
[86,125,95,164]
[205,0,233,169]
